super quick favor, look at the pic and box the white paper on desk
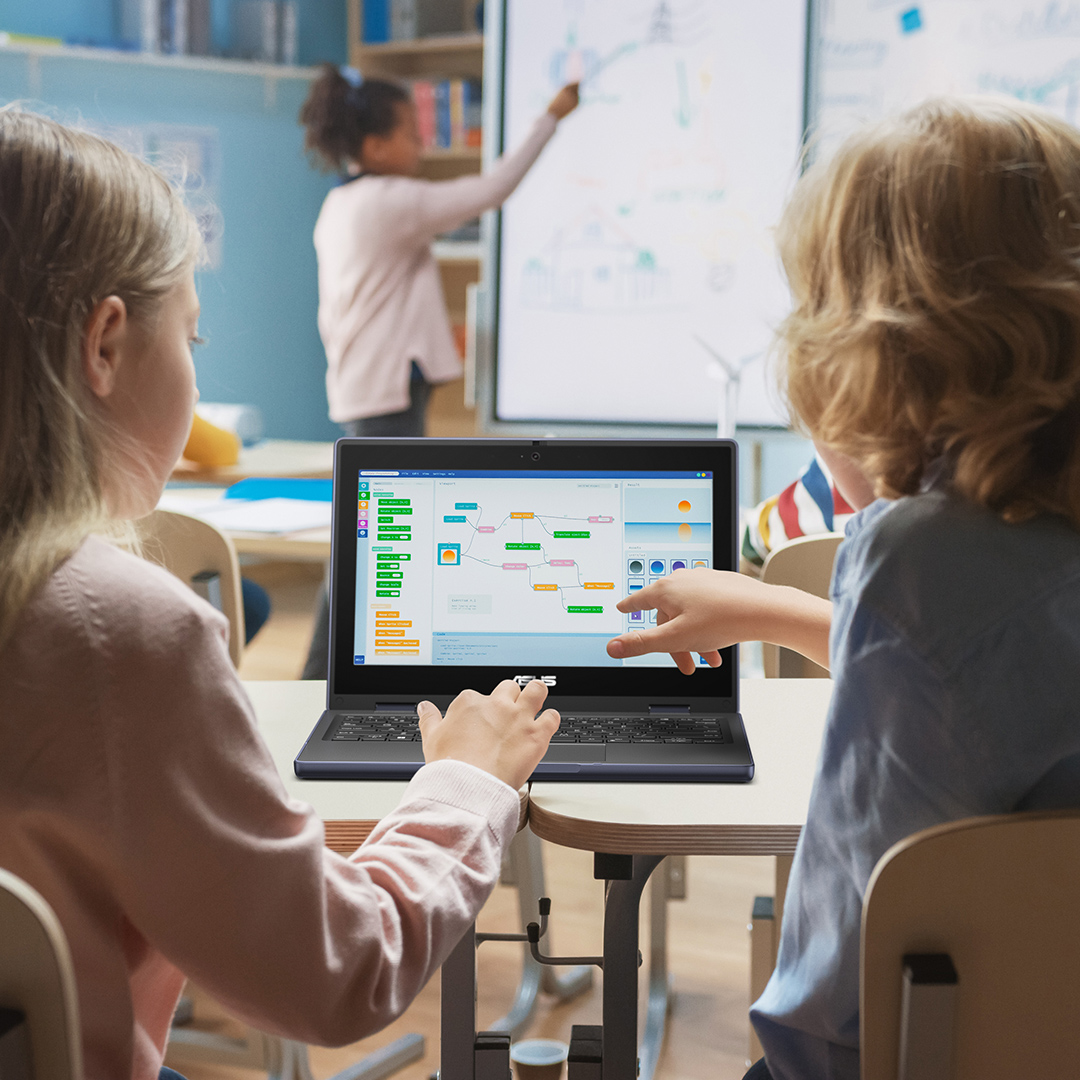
[156,492,228,516]
[196,498,333,533]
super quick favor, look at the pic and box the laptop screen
[352,469,713,668]
[329,440,737,706]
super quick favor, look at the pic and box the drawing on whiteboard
[979,58,1080,124]
[820,38,889,71]
[548,0,712,97]
[981,4,1080,41]
[521,208,673,311]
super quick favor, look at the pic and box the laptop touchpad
[542,744,607,763]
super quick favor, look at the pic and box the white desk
[249,678,830,854]
[248,679,832,1080]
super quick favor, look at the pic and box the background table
[172,438,335,485]
[160,486,332,562]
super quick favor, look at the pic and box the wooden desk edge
[323,790,528,857]
[527,801,803,857]
[325,820,377,856]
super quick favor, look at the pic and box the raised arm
[405,83,578,241]
[606,568,833,674]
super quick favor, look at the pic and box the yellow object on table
[182,412,240,468]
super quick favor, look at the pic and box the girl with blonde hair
[606,96,1080,1079]
[0,110,559,1080]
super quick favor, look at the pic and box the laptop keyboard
[329,713,727,744]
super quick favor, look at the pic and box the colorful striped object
[742,454,855,568]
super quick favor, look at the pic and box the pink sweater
[314,113,558,422]
[0,536,519,1079]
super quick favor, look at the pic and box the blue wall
[0,5,348,440]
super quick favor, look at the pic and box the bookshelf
[0,39,317,81]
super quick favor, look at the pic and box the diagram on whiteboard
[814,1,1080,154]
[495,0,807,426]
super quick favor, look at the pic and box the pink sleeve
[97,584,518,1046]
[401,112,558,241]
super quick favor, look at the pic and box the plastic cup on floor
[510,1038,569,1080]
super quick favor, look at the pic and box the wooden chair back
[760,532,843,677]
[0,869,82,1080]
[861,809,1080,1080]
[139,509,245,667]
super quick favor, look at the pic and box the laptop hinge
[648,704,691,714]
[375,702,419,712]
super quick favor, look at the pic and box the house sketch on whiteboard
[521,207,672,311]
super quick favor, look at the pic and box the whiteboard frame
[474,0,816,436]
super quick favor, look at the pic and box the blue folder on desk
[225,478,333,502]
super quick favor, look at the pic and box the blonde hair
[779,96,1080,529]
[0,110,201,648]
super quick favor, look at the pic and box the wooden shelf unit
[353,32,483,79]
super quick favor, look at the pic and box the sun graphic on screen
[678,500,691,513]
[442,549,457,562]
[678,523,692,541]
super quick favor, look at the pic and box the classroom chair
[0,868,82,1080]
[139,508,246,667]
[750,531,844,1058]
[861,808,1080,1080]
[759,532,844,678]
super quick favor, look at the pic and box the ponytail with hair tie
[339,64,364,104]
[300,63,409,173]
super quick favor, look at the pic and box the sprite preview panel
[352,470,713,668]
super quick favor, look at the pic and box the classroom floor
[193,539,772,1080]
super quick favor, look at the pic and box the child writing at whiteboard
[0,110,559,1080]
[605,96,1080,1080]
[300,65,579,438]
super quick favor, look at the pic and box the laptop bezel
[325,438,738,713]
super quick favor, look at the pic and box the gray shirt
[751,491,1080,1080]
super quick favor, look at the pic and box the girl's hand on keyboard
[416,680,560,790]
[605,568,833,674]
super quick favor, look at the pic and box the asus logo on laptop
[513,674,557,687]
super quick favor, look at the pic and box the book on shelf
[120,0,296,60]
[410,78,482,151]
[233,0,298,63]
[362,0,466,42]
[120,0,213,55]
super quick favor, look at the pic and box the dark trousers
[342,376,431,438]
[302,376,430,679]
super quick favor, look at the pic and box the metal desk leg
[441,923,478,1080]
[490,829,594,1038]
[638,866,673,1080]
[601,855,665,1080]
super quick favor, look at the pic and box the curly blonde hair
[0,110,200,649]
[779,96,1080,529]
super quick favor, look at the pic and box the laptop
[294,438,754,782]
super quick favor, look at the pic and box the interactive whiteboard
[490,0,808,428]
[813,1,1080,152]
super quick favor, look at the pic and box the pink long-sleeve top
[0,535,520,1079]
[314,112,558,423]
